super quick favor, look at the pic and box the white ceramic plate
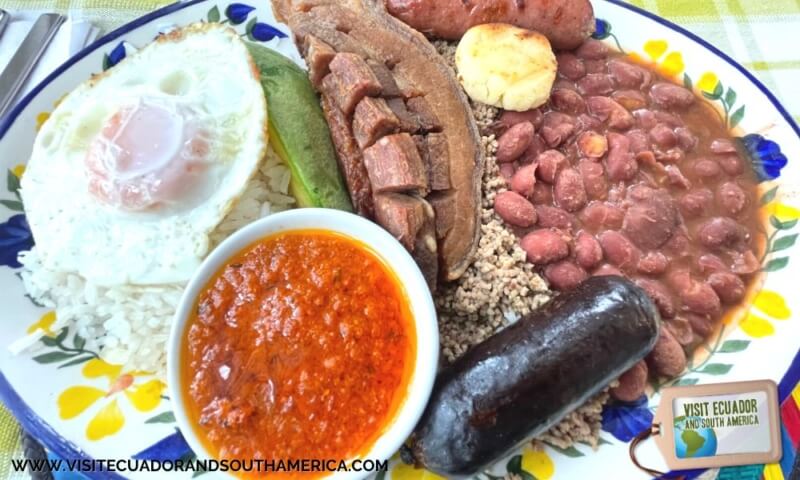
[0,1,798,479]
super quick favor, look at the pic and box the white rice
[15,147,295,376]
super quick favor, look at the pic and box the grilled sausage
[402,276,660,476]
[385,0,596,50]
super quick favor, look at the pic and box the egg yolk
[85,99,209,211]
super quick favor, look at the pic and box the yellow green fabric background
[0,0,798,477]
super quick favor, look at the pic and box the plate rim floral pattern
[0,0,798,479]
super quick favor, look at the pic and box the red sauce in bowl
[181,229,416,477]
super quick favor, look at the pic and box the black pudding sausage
[402,276,660,476]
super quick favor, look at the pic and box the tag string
[629,424,686,480]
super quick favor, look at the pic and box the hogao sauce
[181,230,416,477]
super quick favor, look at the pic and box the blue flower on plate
[133,429,192,461]
[250,22,288,42]
[0,214,34,268]
[592,18,611,40]
[601,395,654,442]
[103,42,127,71]
[739,133,788,181]
[225,3,256,25]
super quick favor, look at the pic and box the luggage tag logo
[631,380,782,473]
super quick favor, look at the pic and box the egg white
[21,23,268,286]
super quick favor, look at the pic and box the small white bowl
[167,208,439,479]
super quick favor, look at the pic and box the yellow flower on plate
[753,290,791,320]
[765,202,800,222]
[390,463,445,480]
[56,358,164,441]
[643,40,668,61]
[11,164,25,179]
[26,311,56,337]
[739,312,775,338]
[641,39,685,77]
[696,72,720,95]
[521,446,555,479]
[86,399,125,441]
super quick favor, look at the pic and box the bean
[577,74,615,96]
[687,312,714,338]
[606,132,638,181]
[626,129,650,154]
[587,97,634,131]
[649,82,695,109]
[496,122,535,163]
[634,109,657,130]
[648,328,687,377]
[554,168,588,212]
[510,163,537,198]
[579,160,608,201]
[577,131,608,158]
[599,231,640,269]
[556,52,586,80]
[584,59,607,74]
[498,109,543,131]
[655,148,685,164]
[544,261,588,291]
[531,184,554,205]
[635,278,676,318]
[551,88,587,114]
[697,254,728,274]
[710,138,737,154]
[540,112,576,148]
[520,135,547,164]
[593,264,623,277]
[637,252,669,275]
[709,272,746,304]
[663,233,690,258]
[622,187,679,250]
[731,250,760,275]
[675,127,698,152]
[520,229,570,264]
[665,316,695,347]
[536,205,575,230]
[575,40,609,60]
[580,202,624,231]
[665,165,691,190]
[494,191,537,228]
[693,159,722,179]
[654,111,684,128]
[608,60,651,89]
[666,269,692,293]
[611,89,648,111]
[718,153,745,176]
[649,124,677,149]
[679,188,713,219]
[535,150,569,184]
[696,217,749,249]
[610,361,649,402]
[499,162,516,181]
[575,231,603,269]
[716,182,748,216]
[575,113,604,134]
[680,280,722,316]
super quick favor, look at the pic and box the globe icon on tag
[674,416,718,458]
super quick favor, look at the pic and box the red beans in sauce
[495,43,763,379]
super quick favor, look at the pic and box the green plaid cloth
[0,0,798,477]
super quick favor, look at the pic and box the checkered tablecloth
[0,0,798,478]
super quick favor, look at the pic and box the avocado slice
[247,44,352,212]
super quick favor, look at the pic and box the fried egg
[21,23,268,286]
